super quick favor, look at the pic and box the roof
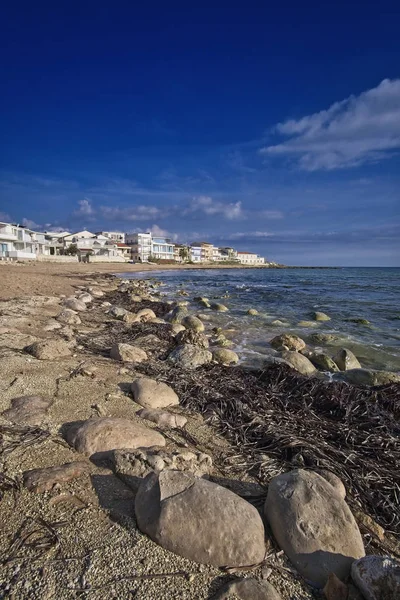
[116,243,130,248]
[238,251,257,255]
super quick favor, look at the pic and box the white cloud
[74,198,95,216]
[22,217,41,229]
[150,224,179,241]
[261,78,400,170]
[184,196,243,220]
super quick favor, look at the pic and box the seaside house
[190,243,202,263]
[44,231,72,255]
[95,231,126,243]
[218,247,239,262]
[59,231,121,259]
[126,232,152,262]
[200,242,215,262]
[174,244,190,262]
[115,242,132,260]
[0,222,50,260]
[151,236,175,261]
[236,251,265,265]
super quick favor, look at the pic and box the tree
[65,243,78,256]
[179,246,190,262]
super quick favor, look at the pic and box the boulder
[166,306,189,324]
[211,303,229,312]
[57,309,81,326]
[213,348,239,365]
[63,297,87,312]
[312,311,331,321]
[317,470,346,499]
[170,323,186,335]
[247,308,259,316]
[90,288,104,298]
[108,305,129,319]
[23,461,89,493]
[351,555,400,600]
[131,377,179,409]
[309,353,340,372]
[136,408,187,429]
[25,339,72,360]
[271,320,290,327]
[310,333,339,344]
[280,351,317,375]
[175,329,209,348]
[333,348,362,371]
[66,417,165,456]
[43,319,63,331]
[264,469,365,587]
[135,471,266,567]
[213,334,233,348]
[342,369,400,386]
[168,344,213,369]
[270,334,306,352]
[182,315,205,332]
[213,578,282,600]
[77,292,93,304]
[1,395,53,426]
[132,308,157,323]
[110,343,148,363]
[348,318,370,325]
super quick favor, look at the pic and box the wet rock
[131,377,179,409]
[348,318,370,325]
[168,344,213,369]
[247,308,259,316]
[108,305,129,319]
[212,348,239,365]
[333,348,362,371]
[132,308,157,323]
[170,323,186,335]
[280,351,317,375]
[351,555,400,600]
[66,417,165,456]
[2,395,53,426]
[57,309,82,326]
[199,298,211,308]
[135,471,266,567]
[182,315,205,332]
[25,339,72,360]
[297,321,318,327]
[213,334,234,348]
[310,332,340,344]
[270,334,306,352]
[110,343,148,363]
[136,408,187,428]
[264,469,364,587]
[309,353,340,372]
[23,461,89,492]
[312,311,331,321]
[342,369,400,386]
[271,320,290,327]
[211,303,229,312]
[213,578,282,600]
[63,297,87,312]
[175,329,209,348]
[166,306,189,324]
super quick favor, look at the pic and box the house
[116,243,132,260]
[95,231,126,243]
[218,247,239,262]
[236,251,265,265]
[0,222,50,260]
[200,242,214,262]
[190,243,202,263]
[151,236,175,261]
[126,232,152,262]
[44,231,71,255]
[59,231,120,258]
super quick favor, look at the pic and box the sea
[121,267,400,374]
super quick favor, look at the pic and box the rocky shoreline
[0,273,399,599]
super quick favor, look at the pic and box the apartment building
[59,231,120,257]
[190,243,202,263]
[236,251,265,265]
[200,242,214,262]
[0,222,50,260]
[126,232,152,262]
[95,231,126,243]
[151,236,175,261]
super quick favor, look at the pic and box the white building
[59,231,121,258]
[126,232,152,262]
[151,236,175,261]
[236,251,265,265]
[95,231,126,243]
[0,222,50,260]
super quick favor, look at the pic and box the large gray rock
[310,333,340,344]
[63,297,87,312]
[309,353,340,372]
[66,417,165,456]
[212,348,239,365]
[131,308,157,323]
[175,329,209,348]
[57,309,81,326]
[135,471,266,567]
[264,469,365,587]
[351,555,400,600]
[211,303,229,312]
[1,395,53,426]
[280,351,317,375]
[312,311,331,321]
[182,315,205,332]
[166,306,189,324]
[131,377,179,409]
[110,343,148,363]
[270,334,306,352]
[108,305,129,319]
[333,348,362,371]
[343,369,400,386]
[76,292,93,304]
[26,339,72,360]
[136,408,187,429]
[168,344,212,369]
[213,578,282,600]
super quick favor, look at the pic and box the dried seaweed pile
[135,360,400,537]
[104,290,171,317]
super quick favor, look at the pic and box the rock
[213,334,233,348]
[57,309,82,326]
[352,510,385,541]
[110,343,148,363]
[166,306,189,324]
[271,320,290,327]
[280,351,317,375]
[348,318,370,325]
[213,578,282,600]
[264,469,365,587]
[112,447,212,491]
[90,288,104,298]
[77,292,93,304]
[25,339,72,360]
[317,470,346,499]
[247,308,259,316]
[199,299,211,308]
[23,461,89,493]
[323,573,349,600]
[182,315,205,332]
[133,334,162,347]
[309,353,340,372]
[351,556,400,600]
[132,308,157,323]
[1,395,53,426]
[108,305,129,319]
[312,311,331,321]
[212,348,239,365]
[175,329,209,348]
[149,317,165,323]
[211,303,229,312]
[63,297,87,312]
[66,417,165,456]
[135,471,266,567]
[131,377,179,409]
[43,319,63,331]
[170,323,186,335]
[136,408,187,429]
[342,369,400,386]
[168,344,213,369]
[270,334,306,352]
[333,348,362,371]
[297,321,318,327]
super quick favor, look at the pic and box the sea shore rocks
[64,297,87,312]
[131,377,180,409]
[175,329,209,348]
[279,351,317,375]
[333,348,362,371]
[56,309,82,325]
[182,315,205,332]
[168,344,212,369]
[342,368,400,386]
[213,578,282,600]
[110,343,148,363]
[25,339,72,360]
[136,408,187,428]
[351,555,400,600]
[212,348,239,365]
[2,395,53,426]
[23,461,89,493]
[270,334,306,352]
[312,311,331,321]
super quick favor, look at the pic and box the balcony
[0,228,17,242]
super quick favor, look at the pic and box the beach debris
[279,350,317,375]
[212,577,282,600]
[65,417,165,456]
[168,344,213,369]
[182,315,205,332]
[131,376,179,409]
[1,395,53,426]
[342,368,400,386]
[212,348,239,365]
[56,309,81,326]
[136,408,187,428]
[110,342,148,363]
[135,470,266,567]
[333,348,362,371]
[0,473,19,501]
[351,555,400,600]
[63,297,87,312]
[0,424,51,458]
[175,329,209,348]
[25,339,72,360]
[210,303,229,312]
[270,334,306,352]
[264,469,365,587]
[5,516,67,564]
[23,461,89,493]
[312,311,331,321]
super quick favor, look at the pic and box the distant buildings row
[0,222,269,265]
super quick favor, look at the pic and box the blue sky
[1,1,399,266]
